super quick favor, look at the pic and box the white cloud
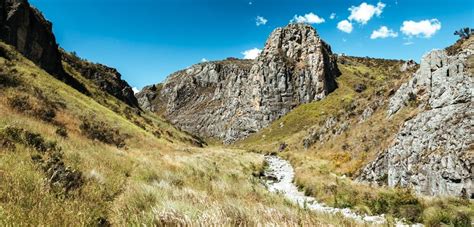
[370,26,398,39]
[292,12,325,24]
[132,87,140,94]
[337,20,353,33]
[400,19,441,38]
[348,2,385,24]
[242,48,262,59]
[256,16,268,26]
[330,13,336,20]
[403,41,414,46]
[201,58,208,62]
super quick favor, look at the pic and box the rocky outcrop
[138,24,340,143]
[62,51,139,108]
[0,0,87,93]
[357,38,474,198]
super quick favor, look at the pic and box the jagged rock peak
[138,24,340,143]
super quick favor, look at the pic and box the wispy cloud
[256,16,268,26]
[337,20,353,33]
[291,12,325,24]
[370,26,398,39]
[242,48,262,59]
[329,13,336,20]
[201,58,208,62]
[403,41,414,46]
[400,19,441,38]
[348,2,385,24]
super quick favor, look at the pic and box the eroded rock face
[0,0,88,93]
[358,39,474,198]
[62,51,139,108]
[138,24,340,143]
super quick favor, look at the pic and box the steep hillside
[62,50,139,108]
[0,40,348,225]
[0,0,87,93]
[138,24,340,143]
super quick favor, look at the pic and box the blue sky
[30,0,474,90]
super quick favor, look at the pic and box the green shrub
[423,207,451,226]
[79,117,126,148]
[55,126,68,138]
[1,126,58,152]
[452,211,471,227]
[7,95,32,112]
[0,71,21,88]
[7,94,58,123]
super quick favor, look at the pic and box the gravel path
[263,155,393,225]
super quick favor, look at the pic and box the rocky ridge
[137,24,340,143]
[0,0,87,93]
[357,38,474,198]
[62,51,139,108]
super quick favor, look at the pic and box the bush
[0,126,58,152]
[452,212,471,227]
[7,95,32,112]
[7,94,58,123]
[0,71,21,88]
[80,117,126,148]
[55,126,68,138]
[367,188,422,222]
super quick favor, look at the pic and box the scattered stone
[354,84,367,93]
[278,143,288,152]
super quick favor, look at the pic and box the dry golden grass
[0,41,366,226]
[236,57,474,224]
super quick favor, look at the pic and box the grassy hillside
[0,41,365,225]
[236,56,474,225]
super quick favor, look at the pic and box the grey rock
[400,59,417,72]
[358,42,474,198]
[138,24,340,143]
[0,0,88,93]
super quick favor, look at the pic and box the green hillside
[0,41,351,225]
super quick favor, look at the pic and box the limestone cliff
[137,24,340,143]
[357,38,473,198]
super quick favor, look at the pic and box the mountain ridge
[138,23,340,143]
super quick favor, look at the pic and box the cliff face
[0,0,87,93]
[62,51,139,108]
[137,24,340,143]
[357,38,474,198]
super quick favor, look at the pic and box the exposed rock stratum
[137,24,340,143]
[357,39,474,198]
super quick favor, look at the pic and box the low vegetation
[237,56,474,225]
[0,41,356,225]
